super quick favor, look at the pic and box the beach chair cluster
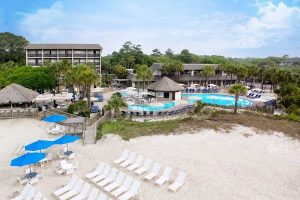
[114,149,186,192]
[55,159,76,175]
[247,92,261,99]
[85,161,141,200]
[11,184,48,200]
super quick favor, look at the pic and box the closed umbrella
[11,152,46,178]
[54,135,80,155]
[25,140,54,152]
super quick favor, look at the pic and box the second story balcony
[73,53,87,57]
[43,54,57,57]
[87,53,100,57]
[59,53,72,57]
[27,53,42,57]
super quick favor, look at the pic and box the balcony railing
[73,54,86,57]
[59,54,72,57]
[27,54,42,57]
[87,54,100,57]
[43,54,57,57]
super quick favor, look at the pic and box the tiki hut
[147,76,184,101]
[0,83,39,107]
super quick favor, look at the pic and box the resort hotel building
[24,44,103,74]
[124,63,237,88]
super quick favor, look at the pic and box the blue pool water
[182,93,252,107]
[124,93,252,111]
[128,101,179,111]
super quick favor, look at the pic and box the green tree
[161,60,184,82]
[135,64,153,91]
[151,48,162,56]
[201,65,215,86]
[228,84,247,114]
[113,64,128,79]
[0,32,29,65]
[104,93,127,117]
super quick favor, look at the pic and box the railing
[59,54,72,57]
[43,54,57,57]
[73,54,86,57]
[0,108,39,119]
[86,112,103,126]
[87,54,100,57]
[27,54,42,57]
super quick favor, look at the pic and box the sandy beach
[0,118,299,200]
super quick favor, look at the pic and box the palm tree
[135,64,153,91]
[228,84,247,114]
[104,93,127,117]
[48,59,72,93]
[201,65,215,86]
[172,60,184,83]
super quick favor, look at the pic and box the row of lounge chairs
[185,88,219,93]
[12,184,48,200]
[247,93,262,99]
[114,150,186,192]
[85,162,141,200]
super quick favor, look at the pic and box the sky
[1,0,300,57]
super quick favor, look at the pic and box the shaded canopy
[147,76,184,92]
[0,83,39,104]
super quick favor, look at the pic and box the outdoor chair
[168,171,187,192]
[120,152,137,167]
[127,155,144,171]
[118,180,141,200]
[91,165,111,183]
[97,167,118,187]
[135,158,152,175]
[58,179,84,200]
[86,162,106,179]
[111,176,134,197]
[70,182,91,200]
[155,166,173,186]
[53,175,78,197]
[113,150,130,165]
[103,172,125,192]
[97,192,108,200]
[87,187,98,200]
[144,162,161,181]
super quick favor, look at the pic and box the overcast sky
[1,0,300,57]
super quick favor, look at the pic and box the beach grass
[97,111,300,141]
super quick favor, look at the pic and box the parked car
[95,93,104,102]
[90,105,100,113]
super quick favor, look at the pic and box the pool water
[128,101,179,111]
[123,93,252,111]
[182,93,252,107]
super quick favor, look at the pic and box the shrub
[194,100,206,114]
[67,104,75,114]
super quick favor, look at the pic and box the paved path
[84,90,115,145]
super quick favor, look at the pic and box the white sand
[0,118,300,200]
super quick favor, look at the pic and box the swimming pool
[128,101,179,111]
[182,93,252,107]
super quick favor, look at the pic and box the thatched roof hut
[147,76,184,92]
[147,77,184,101]
[0,83,39,104]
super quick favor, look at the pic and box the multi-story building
[127,63,237,88]
[24,44,102,74]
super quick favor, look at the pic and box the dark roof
[151,63,219,71]
[25,44,102,50]
[147,76,184,92]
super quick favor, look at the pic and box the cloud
[19,1,300,57]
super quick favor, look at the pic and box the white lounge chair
[53,175,78,197]
[59,179,84,200]
[91,165,111,183]
[120,152,137,167]
[87,187,98,200]
[168,171,186,192]
[103,172,125,192]
[70,182,91,200]
[118,180,141,200]
[111,176,134,197]
[97,192,107,200]
[144,162,161,181]
[13,184,32,200]
[113,150,130,164]
[155,166,172,186]
[24,187,36,200]
[97,168,118,187]
[127,155,144,171]
[135,158,152,175]
[86,162,106,179]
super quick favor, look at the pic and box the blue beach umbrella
[44,114,67,123]
[54,135,80,152]
[11,152,46,173]
[25,140,54,152]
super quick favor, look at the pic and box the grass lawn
[97,111,300,141]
